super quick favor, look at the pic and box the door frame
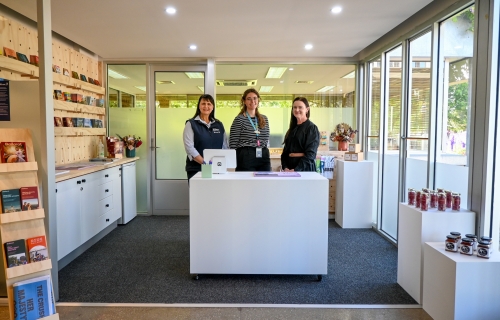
[147,62,214,215]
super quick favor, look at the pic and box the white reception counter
[189,172,329,278]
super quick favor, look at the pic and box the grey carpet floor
[58,216,417,304]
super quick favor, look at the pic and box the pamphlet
[253,172,301,177]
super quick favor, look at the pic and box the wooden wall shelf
[54,127,106,136]
[52,73,105,95]
[0,209,45,224]
[0,56,38,78]
[53,99,105,115]
[0,162,38,173]
[5,259,52,280]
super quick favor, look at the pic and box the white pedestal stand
[397,203,475,303]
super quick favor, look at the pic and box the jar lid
[452,193,461,196]
[461,238,473,243]
[408,188,415,191]
[446,235,459,240]
[465,234,477,239]
[416,190,422,194]
[478,240,490,245]
[480,236,492,241]
[450,232,461,236]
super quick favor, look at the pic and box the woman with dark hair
[229,88,271,171]
[183,94,228,179]
[281,97,320,172]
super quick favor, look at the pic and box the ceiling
[0,0,434,59]
[0,0,434,96]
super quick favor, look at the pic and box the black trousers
[236,147,271,172]
[187,171,199,180]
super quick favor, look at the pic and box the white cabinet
[56,177,82,259]
[56,166,123,261]
[80,172,102,243]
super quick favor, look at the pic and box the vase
[338,141,348,151]
[125,148,136,158]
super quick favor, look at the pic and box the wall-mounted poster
[0,79,10,121]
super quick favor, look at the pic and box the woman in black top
[229,88,271,171]
[281,97,320,172]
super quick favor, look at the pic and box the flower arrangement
[116,134,142,150]
[330,123,358,142]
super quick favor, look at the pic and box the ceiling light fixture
[259,86,274,93]
[331,6,342,14]
[108,69,129,79]
[341,71,355,79]
[289,68,294,71]
[166,7,176,15]
[305,44,313,50]
[265,67,287,79]
[316,86,335,93]
[189,45,197,50]
[295,80,314,84]
[185,72,204,79]
[134,86,146,91]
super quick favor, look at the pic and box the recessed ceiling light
[305,44,313,50]
[341,71,355,79]
[166,7,176,15]
[259,86,274,93]
[280,81,284,83]
[156,80,175,84]
[331,6,342,14]
[265,67,287,79]
[295,80,314,84]
[185,72,204,79]
[316,86,335,93]
[108,69,129,79]
[135,86,146,91]
[189,45,197,50]
[289,68,294,71]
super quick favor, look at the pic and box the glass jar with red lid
[420,193,429,211]
[429,190,438,209]
[437,193,446,211]
[408,188,416,206]
[445,190,453,208]
[452,193,461,211]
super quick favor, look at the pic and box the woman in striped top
[229,88,271,171]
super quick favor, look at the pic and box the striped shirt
[229,113,270,149]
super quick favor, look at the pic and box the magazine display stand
[0,128,59,320]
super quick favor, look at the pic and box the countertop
[55,157,139,182]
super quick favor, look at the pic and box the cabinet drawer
[96,208,118,232]
[99,195,113,216]
[99,181,113,200]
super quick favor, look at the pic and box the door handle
[150,146,160,149]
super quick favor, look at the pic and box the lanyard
[246,112,261,147]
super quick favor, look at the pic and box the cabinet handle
[105,204,109,207]
[56,189,57,193]
[77,181,81,184]
[105,189,109,192]
[82,179,86,183]
[80,187,83,191]
[105,174,109,178]
[106,219,109,222]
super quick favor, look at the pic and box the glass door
[149,65,207,215]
